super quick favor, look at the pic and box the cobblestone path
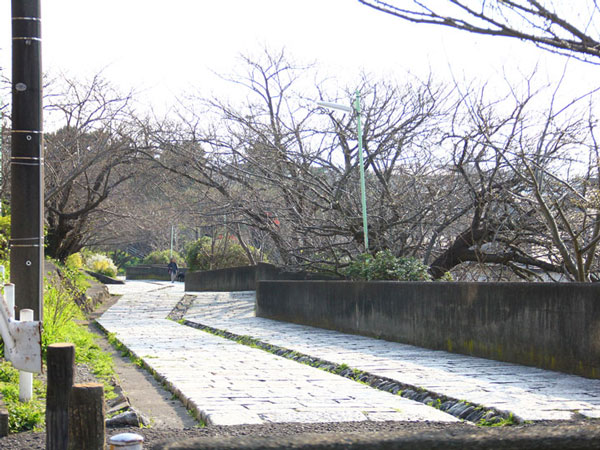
[182,290,600,422]
[99,281,457,426]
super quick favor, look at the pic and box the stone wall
[256,280,600,379]
[126,265,187,281]
[185,263,338,292]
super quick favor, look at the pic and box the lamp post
[170,225,174,258]
[317,90,369,251]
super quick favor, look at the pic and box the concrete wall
[126,265,187,281]
[256,281,600,379]
[185,263,338,292]
[185,265,258,291]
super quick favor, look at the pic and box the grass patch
[479,412,518,427]
[0,361,45,432]
[43,268,117,399]
[107,333,143,368]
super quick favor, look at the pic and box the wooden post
[68,383,105,450]
[0,405,8,437]
[46,343,75,450]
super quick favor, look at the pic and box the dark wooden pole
[46,343,75,450]
[68,383,105,450]
[0,405,7,437]
[10,0,44,320]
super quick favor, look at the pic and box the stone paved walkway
[182,290,600,422]
[99,281,456,426]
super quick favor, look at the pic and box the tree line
[1,45,599,281]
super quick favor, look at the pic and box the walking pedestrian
[167,257,178,283]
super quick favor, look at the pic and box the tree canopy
[3,47,600,281]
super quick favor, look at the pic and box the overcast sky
[1,0,598,112]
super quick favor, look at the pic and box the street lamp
[317,90,369,251]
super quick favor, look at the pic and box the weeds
[0,361,45,432]
[0,259,118,432]
[42,282,85,356]
[333,363,349,375]
[479,412,518,427]
[106,333,143,368]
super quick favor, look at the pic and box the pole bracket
[0,294,42,373]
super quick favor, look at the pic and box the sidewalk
[100,281,600,426]
[181,290,600,422]
[99,281,456,426]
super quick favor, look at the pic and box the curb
[156,425,600,450]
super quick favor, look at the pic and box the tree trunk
[429,227,488,279]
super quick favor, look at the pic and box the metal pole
[354,90,369,251]
[170,225,174,258]
[10,0,44,320]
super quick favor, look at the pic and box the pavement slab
[182,290,600,422]
[99,281,457,426]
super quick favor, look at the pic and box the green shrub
[65,252,84,270]
[439,271,454,281]
[108,250,140,273]
[51,258,91,303]
[143,249,183,266]
[186,236,260,271]
[344,250,432,281]
[0,215,10,262]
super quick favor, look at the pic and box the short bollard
[18,309,34,402]
[108,433,144,450]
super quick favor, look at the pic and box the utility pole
[10,0,44,320]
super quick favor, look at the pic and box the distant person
[167,258,178,283]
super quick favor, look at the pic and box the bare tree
[43,74,144,260]
[358,1,600,63]
[427,78,600,281]
[71,158,191,254]
[141,49,451,271]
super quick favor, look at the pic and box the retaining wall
[256,280,600,379]
[185,263,337,292]
[185,265,257,291]
[126,265,187,281]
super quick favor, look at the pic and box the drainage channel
[168,295,519,426]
